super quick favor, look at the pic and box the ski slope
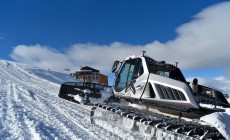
[0,60,123,140]
[1,60,230,139]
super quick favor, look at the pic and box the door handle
[135,84,145,90]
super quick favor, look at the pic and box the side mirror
[111,60,120,73]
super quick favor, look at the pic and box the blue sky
[1,0,230,85]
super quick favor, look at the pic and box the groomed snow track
[90,103,225,140]
[0,60,123,140]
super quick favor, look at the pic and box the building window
[88,76,91,82]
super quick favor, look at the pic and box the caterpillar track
[90,103,225,140]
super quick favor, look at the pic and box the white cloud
[10,2,230,79]
[10,45,76,72]
[66,42,143,72]
[171,2,230,69]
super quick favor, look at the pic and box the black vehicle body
[59,82,109,103]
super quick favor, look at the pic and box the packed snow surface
[0,60,118,140]
[201,109,230,139]
[1,59,230,139]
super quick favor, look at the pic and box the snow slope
[0,60,122,140]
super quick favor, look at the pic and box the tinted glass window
[145,57,186,82]
[115,58,142,91]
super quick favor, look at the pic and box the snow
[74,94,84,103]
[1,59,230,139]
[125,55,138,60]
[201,109,230,139]
[89,87,113,104]
[0,60,120,139]
[73,87,113,104]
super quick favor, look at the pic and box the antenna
[175,62,179,67]
[142,50,146,56]
[64,68,70,74]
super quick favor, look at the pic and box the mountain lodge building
[75,66,108,85]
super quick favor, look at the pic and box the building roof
[99,73,108,77]
[80,66,99,72]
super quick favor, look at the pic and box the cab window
[114,58,142,92]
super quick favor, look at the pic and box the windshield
[145,57,186,83]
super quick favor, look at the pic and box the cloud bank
[11,45,74,72]
[11,2,230,80]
